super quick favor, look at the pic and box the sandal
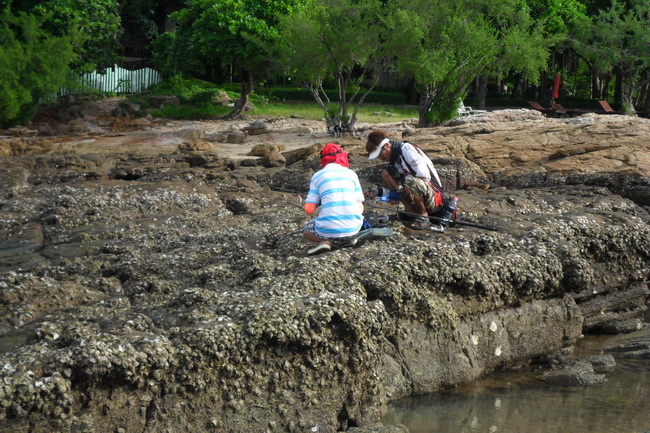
[390,211,416,222]
[407,216,431,230]
[307,241,332,256]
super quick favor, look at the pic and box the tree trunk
[620,67,636,114]
[407,78,419,104]
[417,90,434,128]
[497,77,507,96]
[602,72,611,100]
[476,75,488,110]
[641,71,650,116]
[614,67,623,106]
[539,71,547,101]
[224,69,254,119]
[345,69,381,134]
[588,63,602,99]
[304,81,337,136]
[511,74,522,98]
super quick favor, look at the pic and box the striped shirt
[306,163,364,239]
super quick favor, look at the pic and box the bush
[0,8,78,127]
[188,89,218,104]
[150,76,217,96]
[425,100,458,125]
[258,87,407,105]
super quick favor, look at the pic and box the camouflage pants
[404,176,443,214]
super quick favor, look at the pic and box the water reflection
[383,336,650,433]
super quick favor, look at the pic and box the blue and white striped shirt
[306,163,364,239]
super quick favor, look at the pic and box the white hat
[368,138,390,160]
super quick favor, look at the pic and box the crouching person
[303,143,365,255]
[366,129,444,230]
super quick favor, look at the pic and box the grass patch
[132,75,419,123]
[253,102,326,120]
[150,101,418,123]
[353,105,419,123]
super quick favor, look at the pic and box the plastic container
[441,196,458,224]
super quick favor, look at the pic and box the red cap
[320,143,349,168]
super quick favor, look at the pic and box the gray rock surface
[604,328,650,359]
[539,360,606,386]
[0,104,649,432]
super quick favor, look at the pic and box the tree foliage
[0,7,79,127]
[8,0,123,71]
[269,0,388,133]
[571,0,650,113]
[119,0,159,43]
[525,0,588,36]
[159,0,305,118]
[5,0,650,128]
[0,0,124,125]
[386,0,549,126]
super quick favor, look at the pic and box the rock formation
[0,104,648,432]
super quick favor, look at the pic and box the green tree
[473,1,551,109]
[1,0,122,126]
[386,0,548,126]
[522,0,592,103]
[525,0,589,36]
[119,0,159,44]
[571,0,650,113]
[9,0,123,71]
[162,0,305,119]
[269,0,388,134]
[0,7,79,127]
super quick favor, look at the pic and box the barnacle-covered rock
[0,114,649,432]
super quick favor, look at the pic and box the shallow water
[383,335,650,433]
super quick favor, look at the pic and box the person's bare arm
[381,168,400,190]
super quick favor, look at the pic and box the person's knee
[381,169,394,183]
[403,185,421,202]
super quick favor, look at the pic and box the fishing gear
[368,188,496,232]
[269,184,496,232]
[396,210,498,232]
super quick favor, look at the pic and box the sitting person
[303,143,365,255]
[366,130,444,230]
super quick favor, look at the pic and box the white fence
[77,64,163,94]
[48,65,163,100]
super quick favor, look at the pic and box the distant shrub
[425,100,458,125]
[188,89,218,104]
[259,87,406,105]
[128,78,412,121]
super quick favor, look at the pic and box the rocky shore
[1,100,649,432]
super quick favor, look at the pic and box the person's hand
[365,187,378,199]
[388,190,401,204]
